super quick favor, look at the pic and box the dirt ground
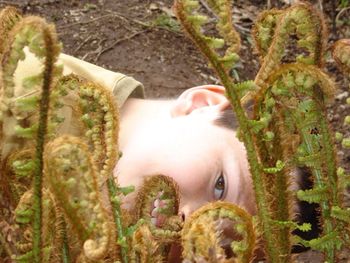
[0,0,349,262]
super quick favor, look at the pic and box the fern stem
[317,102,339,262]
[61,219,70,263]
[297,116,336,261]
[107,177,128,263]
[174,2,281,261]
[225,83,280,263]
[318,109,339,207]
[271,111,292,259]
[32,27,55,263]
[0,230,13,260]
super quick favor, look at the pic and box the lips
[150,191,169,227]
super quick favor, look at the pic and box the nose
[179,205,194,221]
[179,211,186,221]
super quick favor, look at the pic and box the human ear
[170,85,230,117]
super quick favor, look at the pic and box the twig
[93,29,149,63]
[267,0,271,9]
[335,6,350,23]
[199,0,217,18]
[81,38,107,61]
[317,0,323,12]
[107,10,182,35]
[106,10,150,27]
[74,35,93,53]
[234,23,251,36]
[58,14,114,30]
[57,10,182,38]
[330,0,337,37]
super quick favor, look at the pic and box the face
[115,110,256,219]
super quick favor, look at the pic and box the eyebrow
[213,100,254,130]
[213,109,238,130]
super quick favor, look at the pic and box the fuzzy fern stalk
[332,39,350,160]
[131,175,182,261]
[175,1,346,262]
[254,63,340,260]
[174,1,282,261]
[57,75,129,262]
[333,39,350,75]
[251,3,327,92]
[182,201,256,262]
[250,3,342,261]
[14,188,65,262]
[0,6,22,56]
[0,15,61,262]
[332,39,350,245]
[44,136,114,262]
[75,76,119,184]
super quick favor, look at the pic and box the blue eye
[214,174,225,200]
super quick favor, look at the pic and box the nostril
[180,212,185,221]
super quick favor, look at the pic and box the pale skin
[14,50,256,226]
[114,85,256,220]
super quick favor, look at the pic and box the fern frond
[308,231,343,252]
[44,136,113,261]
[331,206,350,223]
[332,39,350,75]
[297,186,329,203]
[182,201,256,263]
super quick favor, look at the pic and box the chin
[167,242,183,263]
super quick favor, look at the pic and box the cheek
[115,129,220,211]
[223,143,256,215]
[164,154,216,199]
[170,168,204,192]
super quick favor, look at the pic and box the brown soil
[0,0,349,262]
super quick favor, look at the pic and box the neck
[119,98,173,149]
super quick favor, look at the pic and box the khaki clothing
[15,49,145,107]
[2,50,144,158]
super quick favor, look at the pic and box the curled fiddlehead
[333,39,350,75]
[54,75,119,184]
[131,175,182,261]
[175,1,282,260]
[130,224,164,263]
[0,15,63,156]
[182,201,256,263]
[175,0,344,262]
[0,6,22,55]
[174,0,240,77]
[0,14,63,262]
[241,3,328,107]
[204,0,241,55]
[55,75,128,261]
[253,62,342,260]
[13,188,64,262]
[44,136,113,262]
[249,3,338,261]
[134,175,180,229]
[251,9,283,62]
[253,3,327,85]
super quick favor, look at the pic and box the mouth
[150,190,169,227]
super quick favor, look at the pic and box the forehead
[116,116,252,212]
[161,116,238,156]
[117,116,239,171]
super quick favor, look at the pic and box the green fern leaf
[331,206,350,223]
[297,186,329,203]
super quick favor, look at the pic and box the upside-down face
[114,85,256,220]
